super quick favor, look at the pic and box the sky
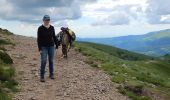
[0,0,170,38]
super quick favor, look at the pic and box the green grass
[144,31,170,41]
[0,50,13,64]
[0,56,18,100]
[0,33,17,100]
[75,41,170,100]
[77,42,154,61]
[0,61,18,100]
[160,54,170,63]
[0,92,11,100]
[0,39,15,46]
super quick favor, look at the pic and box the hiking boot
[40,78,45,82]
[49,75,55,79]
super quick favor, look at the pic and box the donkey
[57,28,72,58]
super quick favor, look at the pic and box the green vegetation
[0,39,14,46]
[0,50,13,64]
[0,32,17,100]
[75,41,170,100]
[160,54,170,63]
[0,28,13,35]
[144,30,170,41]
[80,42,155,61]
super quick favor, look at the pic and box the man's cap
[43,15,50,21]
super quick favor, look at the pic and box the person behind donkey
[57,25,76,50]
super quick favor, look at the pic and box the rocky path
[5,35,128,100]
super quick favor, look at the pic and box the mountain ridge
[78,29,170,56]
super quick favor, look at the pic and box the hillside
[160,54,170,63]
[75,41,170,100]
[76,42,155,61]
[78,29,170,56]
[0,28,18,99]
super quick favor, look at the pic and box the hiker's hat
[61,27,68,31]
[43,15,50,21]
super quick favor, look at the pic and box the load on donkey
[56,27,76,58]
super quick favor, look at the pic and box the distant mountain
[78,29,170,56]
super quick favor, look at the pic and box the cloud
[92,4,142,26]
[87,0,170,26]
[146,0,170,24]
[1,0,170,26]
[92,12,130,26]
[0,0,96,23]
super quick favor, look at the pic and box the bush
[0,39,14,45]
[0,65,15,81]
[0,47,6,51]
[0,50,13,64]
[117,85,151,100]
[0,65,17,100]
[136,73,164,86]
[0,92,11,100]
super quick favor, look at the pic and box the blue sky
[0,0,170,38]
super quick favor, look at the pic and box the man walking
[37,15,58,82]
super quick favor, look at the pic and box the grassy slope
[161,54,170,63]
[0,28,13,36]
[0,29,18,100]
[75,41,170,100]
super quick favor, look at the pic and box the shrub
[0,50,13,64]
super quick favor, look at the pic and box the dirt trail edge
[6,35,128,100]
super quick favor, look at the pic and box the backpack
[68,29,76,41]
